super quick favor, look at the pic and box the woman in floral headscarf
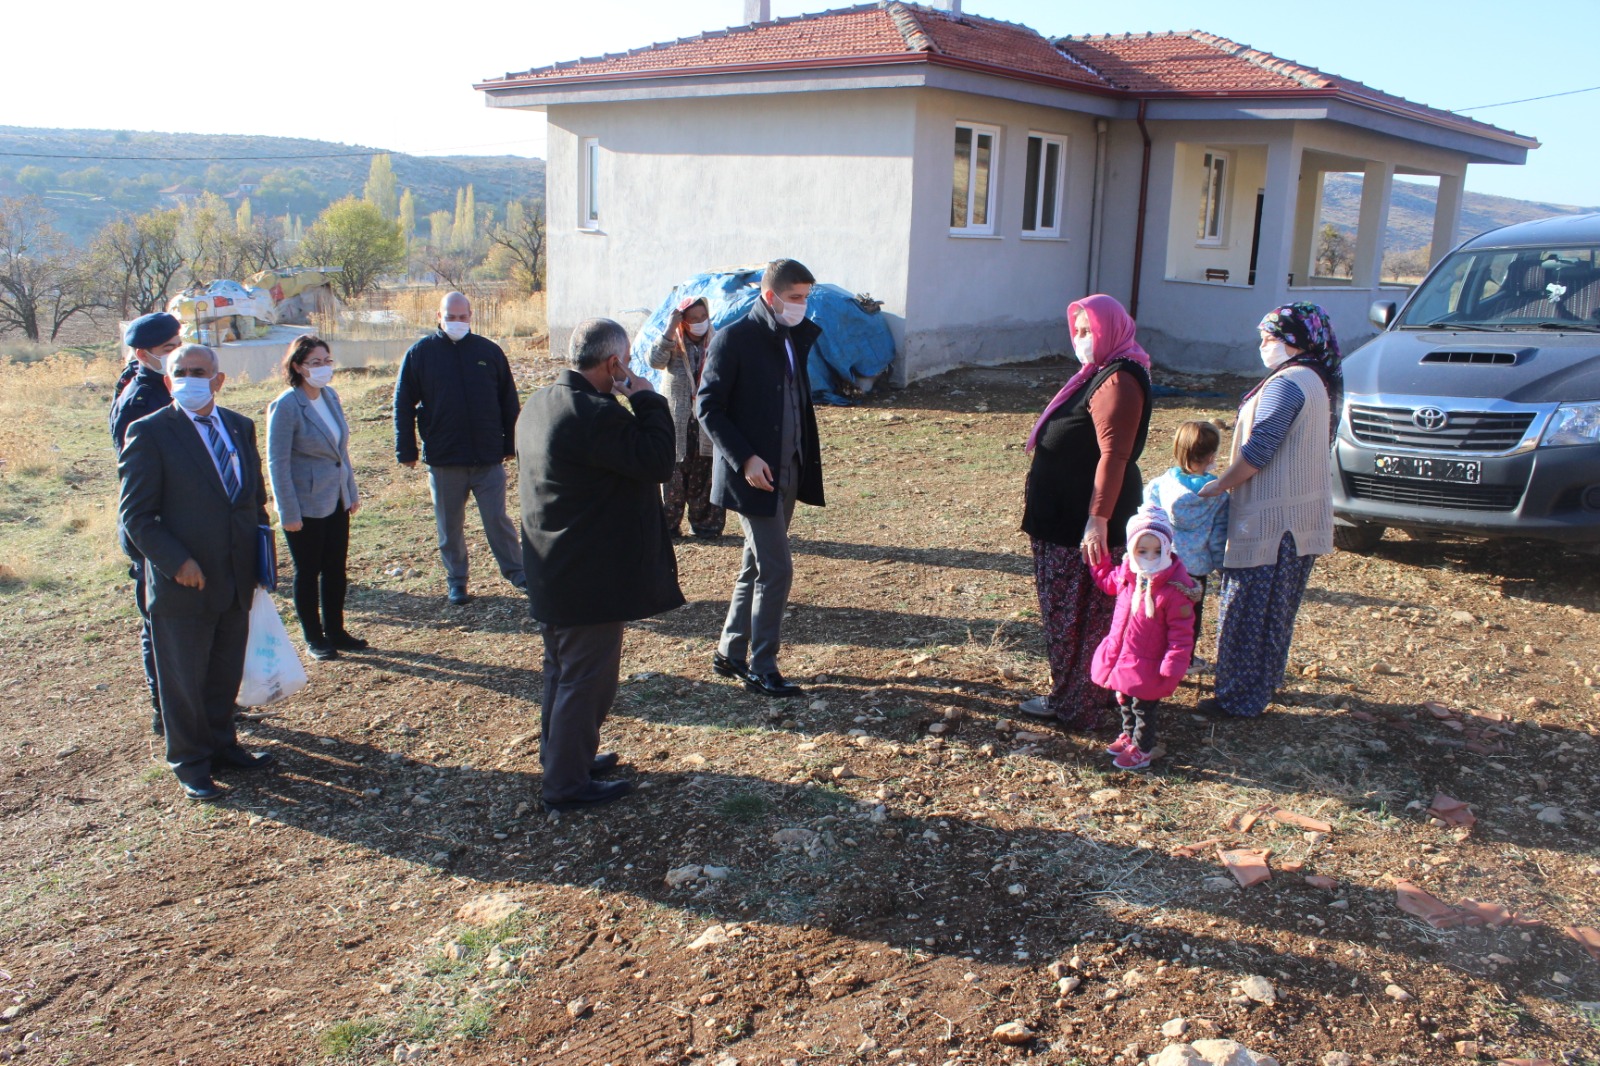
[648,296,726,538]
[1197,302,1341,718]
[1018,294,1154,730]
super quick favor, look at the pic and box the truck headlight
[1540,402,1600,447]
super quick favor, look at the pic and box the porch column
[1351,160,1394,288]
[1253,137,1301,295]
[1430,172,1465,265]
[1290,162,1323,285]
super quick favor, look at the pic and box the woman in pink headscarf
[1018,294,1154,730]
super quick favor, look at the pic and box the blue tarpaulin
[627,269,896,405]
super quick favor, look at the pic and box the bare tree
[0,197,102,341]
[91,208,186,316]
[1315,223,1353,278]
[490,202,545,294]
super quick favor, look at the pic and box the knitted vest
[1223,364,1334,569]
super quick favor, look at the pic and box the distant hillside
[1322,173,1594,252]
[0,126,545,243]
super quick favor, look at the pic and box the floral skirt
[1031,537,1117,730]
[662,424,725,538]
[1213,532,1317,717]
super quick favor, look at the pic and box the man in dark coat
[119,344,276,801]
[109,312,184,735]
[517,318,683,812]
[695,259,826,698]
[393,291,526,605]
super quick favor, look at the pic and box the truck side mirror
[1368,301,1397,329]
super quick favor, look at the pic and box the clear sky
[4,0,1594,206]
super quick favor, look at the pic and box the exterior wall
[1165,141,1269,286]
[899,89,1101,380]
[545,92,917,365]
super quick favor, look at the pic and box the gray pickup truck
[1332,213,1600,552]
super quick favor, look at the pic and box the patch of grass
[317,1019,382,1059]
[455,999,495,1040]
[403,1006,444,1041]
[138,765,167,785]
[718,792,772,821]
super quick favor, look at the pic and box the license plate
[1374,454,1481,484]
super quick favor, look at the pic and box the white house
[475,0,1535,380]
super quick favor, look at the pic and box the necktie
[195,414,240,500]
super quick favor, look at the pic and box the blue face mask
[171,375,215,411]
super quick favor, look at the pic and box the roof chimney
[744,0,771,23]
[930,0,962,12]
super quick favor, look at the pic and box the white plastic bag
[237,588,308,706]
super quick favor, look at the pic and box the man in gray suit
[119,344,277,801]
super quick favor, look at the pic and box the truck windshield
[1397,245,1600,329]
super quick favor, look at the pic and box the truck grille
[1347,404,1535,452]
[1346,474,1524,512]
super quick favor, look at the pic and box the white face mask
[774,297,807,328]
[441,320,470,342]
[1072,334,1095,365]
[1131,547,1171,576]
[686,320,710,338]
[305,365,335,388]
[1260,338,1292,370]
[171,375,215,412]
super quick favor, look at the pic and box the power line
[1454,84,1600,112]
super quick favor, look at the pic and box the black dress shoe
[179,777,224,801]
[543,779,634,813]
[591,751,621,774]
[744,671,804,698]
[213,748,277,772]
[447,587,472,605]
[1195,697,1232,719]
[712,652,748,680]
[330,632,369,652]
[307,640,339,661]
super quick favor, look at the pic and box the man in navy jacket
[695,259,826,698]
[110,312,183,735]
[393,292,526,604]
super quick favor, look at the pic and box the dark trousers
[152,607,249,781]
[284,507,350,643]
[1116,693,1160,753]
[1193,574,1209,638]
[539,621,624,802]
[130,555,160,712]
[719,457,800,675]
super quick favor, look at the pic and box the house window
[1022,133,1067,237]
[950,123,999,236]
[1196,150,1230,245]
[581,138,601,229]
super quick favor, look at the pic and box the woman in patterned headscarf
[1018,294,1154,731]
[1197,303,1341,718]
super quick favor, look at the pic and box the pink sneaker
[1112,746,1153,771]
[1106,733,1134,756]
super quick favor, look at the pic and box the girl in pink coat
[1090,507,1197,769]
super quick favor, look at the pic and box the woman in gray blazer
[266,335,363,660]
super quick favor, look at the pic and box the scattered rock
[1149,1047,1206,1066]
[456,892,524,926]
[991,1021,1034,1045]
[771,828,821,849]
[1161,1018,1190,1039]
[393,1044,425,1063]
[1384,984,1412,1002]
[683,753,708,767]
[1203,877,1236,893]
[1454,1040,1478,1058]
[1537,806,1565,825]
[703,865,730,880]
[1191,1039,1280,1066]
[1090,788,1122,805]
[1058,976,1082,994]
[1322,1054,1355,1066]
[665,864,703,888]
[689,925,730,950]
[566,995,592,1018]
[1237,975,1277,1006]
[444,942,469,961]
[926,721,949,735]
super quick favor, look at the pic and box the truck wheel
[1333,522,1385,553]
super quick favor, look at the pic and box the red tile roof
[476,4,1530,145]
[1057,31,1531,143]
[476,2,1104,92]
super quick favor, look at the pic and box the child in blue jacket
[1142,421,1229,667]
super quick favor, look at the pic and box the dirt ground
[0,350,1597,1066]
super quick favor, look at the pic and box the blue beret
[124,312,181,350]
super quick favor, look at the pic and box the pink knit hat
[1126,506,1175,616]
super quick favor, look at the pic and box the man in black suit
[695,259,826,698]
[109,312,184,736]
[517,318,683,812]
[118,344,277,801]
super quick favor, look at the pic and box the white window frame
[1021,132,1069,239]
[950,122,1000,237]
[581,137,601,230]
[1196,149,1230,246]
